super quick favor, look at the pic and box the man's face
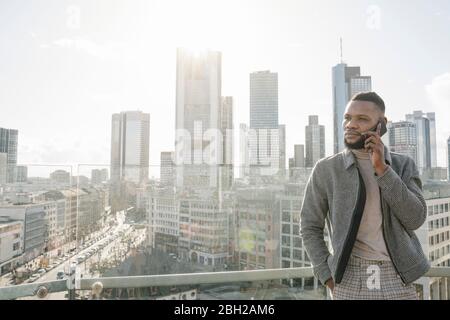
[343,100,386,150]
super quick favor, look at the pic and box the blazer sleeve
[300,160,332,285]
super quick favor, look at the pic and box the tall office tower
[279,124,286,176]
[250,71,278,129]
[428,112,437,168]
[447,136,450,181]
[388,121,417,164]
[160,151,175,186]
[0,153,7,184]
[0,127,18,183]
[110,110,150,184]
[174,48,222,189]
[294,144,305,168]
[248,71,285,176]
[305,115,325,168]
[220,96,234,189]
[405,111,437,173]
[15,166,28,183]
[239,123,249,178]
[288,157,295,178]
[332,63,372,154]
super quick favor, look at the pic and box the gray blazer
[300,145,430,286]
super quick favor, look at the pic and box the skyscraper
[15,166,28,183]
[110,111,150,184]
[388,121,417,165]
[294,144,305,168]
[0,153,7,184]
[332,63,372,154]
[239,123,249,178]
[305,115,325,167]
[0,127,18,183]
[219,96,234,189]
[160,151,175,186]
[288,157,294,177]
[250,71,278,129]
[279,124,286,176]
[405,111,437,173]
[447,136,450,181]
[248,71,285,176]
[174,48,222,189]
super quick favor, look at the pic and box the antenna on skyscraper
[339,37,343,63]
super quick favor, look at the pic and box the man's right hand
[325,278,335,292]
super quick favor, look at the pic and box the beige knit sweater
[351,148,391,261]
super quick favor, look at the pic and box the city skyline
[2,0,450,302]
[1,0,449,179]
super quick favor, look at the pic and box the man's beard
[344,136,365,150]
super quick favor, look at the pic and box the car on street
[37,269,46,275]
[28,274,40,283]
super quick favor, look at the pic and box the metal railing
[1,266,450,300]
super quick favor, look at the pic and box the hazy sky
[1,0,449,178]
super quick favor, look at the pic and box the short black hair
[350,91,385,113]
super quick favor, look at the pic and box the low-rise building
[0,217,23,273]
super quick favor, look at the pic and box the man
[300,92,430,300]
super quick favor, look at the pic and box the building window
[282,235,290,246]
[293,237,302,248]
[282,248,291,258]
[293,224,299,235]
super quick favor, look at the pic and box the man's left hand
[364,122,388,176]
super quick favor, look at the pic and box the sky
[0,0,449,178]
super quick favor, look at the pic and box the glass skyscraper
[110,111,150,184]
[174,48,222,189]
[248,71,285,176]
[447,136,450,181]
[250,71,278,129]
[332,63,372,154]
[305,115,325,168]
[0,127,18,183]
[405,111,437,173]
[387,121,417,165]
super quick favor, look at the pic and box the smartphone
[362,120,387,142]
